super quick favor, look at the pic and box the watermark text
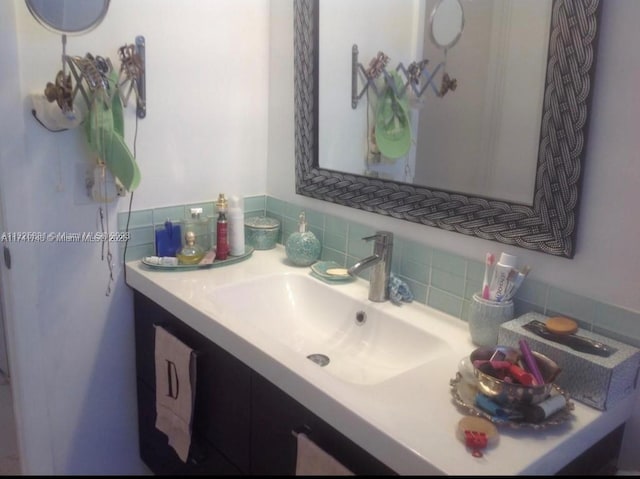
[1,232,130,243]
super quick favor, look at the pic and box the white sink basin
[207,273,450,385]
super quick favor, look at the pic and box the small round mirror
[25,0,110,36]
[429,0,464,50]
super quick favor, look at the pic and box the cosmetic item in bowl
[470,346,561,406]
[244,216,280,250]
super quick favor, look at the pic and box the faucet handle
[362,231,393,244]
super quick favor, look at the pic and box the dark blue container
[155,220,182,257]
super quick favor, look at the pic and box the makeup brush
[482,252,495,300]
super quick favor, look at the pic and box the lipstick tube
[519,339,545,385]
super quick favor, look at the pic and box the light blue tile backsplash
[119,195,640,347]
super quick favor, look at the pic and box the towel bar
[291,425,312,438]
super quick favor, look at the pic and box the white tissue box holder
[498,312,640,411]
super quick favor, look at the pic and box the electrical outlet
[90,166,118,203]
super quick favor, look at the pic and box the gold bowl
[471,346,561,406]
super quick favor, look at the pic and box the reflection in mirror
[430,0,464,50]
[295,0,602,258]
[319,0,552,205]
[416,0,552,204]
[25,0,110,35]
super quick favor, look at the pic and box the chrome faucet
[347,231,393,302]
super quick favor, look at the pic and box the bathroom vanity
[126,246,634,475]
[135,291,394,475]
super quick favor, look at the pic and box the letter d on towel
[154,325,197,462]
[165,360,179,399]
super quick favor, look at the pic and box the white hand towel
[295,433,353,476]
[154,325,197,462]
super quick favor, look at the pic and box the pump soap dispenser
[285,211,321,266]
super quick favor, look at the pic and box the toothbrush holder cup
[468,292,514,347]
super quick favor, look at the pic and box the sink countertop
[126,245,636,475]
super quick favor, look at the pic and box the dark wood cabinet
[251,371,395,475]
[136,379,241,475]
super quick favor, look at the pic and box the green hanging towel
[374,71,412,160]
[84,71,141,192]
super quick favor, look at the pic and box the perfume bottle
[176,230,205,265]
[285,211,321,266]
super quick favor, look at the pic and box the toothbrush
[482,253,495,300]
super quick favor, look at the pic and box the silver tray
[141,246,253,270]
[449,373,574,429]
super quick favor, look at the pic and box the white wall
[268,0,640,469]
[2,0,269,474]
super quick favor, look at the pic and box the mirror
[318,0,553,204]
[25,0,110,35]
[294,0,602,258]
[430,0,464,50]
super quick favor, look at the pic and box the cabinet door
[250,372,396,475]
[137,379,241,475]
[134,292,251,473]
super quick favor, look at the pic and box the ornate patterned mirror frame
[294,0,601,258]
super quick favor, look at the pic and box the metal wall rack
[44,35,146,122]
[351,43,456,109]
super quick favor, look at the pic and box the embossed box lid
[244,216,280,231]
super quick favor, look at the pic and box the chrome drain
[306,353,330,367]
